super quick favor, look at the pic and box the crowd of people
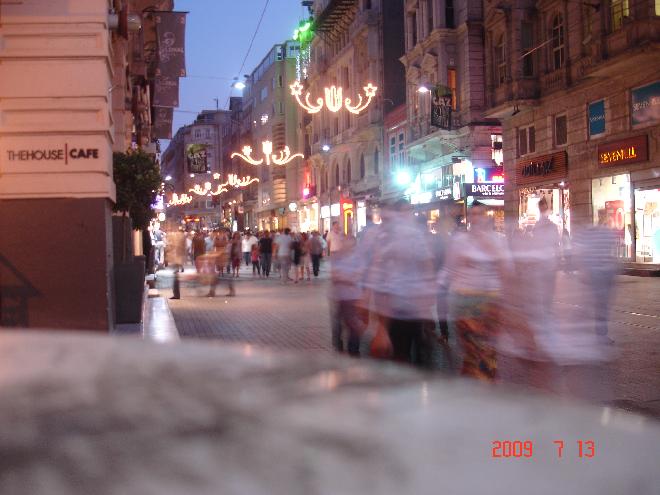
[326,199,619,397]
[157,198,619,395]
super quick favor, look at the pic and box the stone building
[160,110,234,229]
[484,0,660,265]
[241,41,303,232]
[0,0,175,330]
[305,0,406,235]
[401,0,502,231]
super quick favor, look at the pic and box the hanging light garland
[231,140,304,166]
[293,18,314,81]
[188,174,260,197]
[167,193,193,207]
[289,80,378,115]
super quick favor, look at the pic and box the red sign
[605,200,625,236]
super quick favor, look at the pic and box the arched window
[495,34,506,85]
[551,14,565,70]
[360,154,366,179]
[345,160,352,184]
[374,149,380,174]
[334,163,340,186]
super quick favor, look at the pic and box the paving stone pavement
[161,265,660,419]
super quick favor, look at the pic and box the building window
[374,148,379,174]
[521,22,534,76]
[335,164,339,186]
[551,15,565,70]
[447,68,457,110]
[410,10,418,47]
[554,114,568,146]
[205,129,211,139]
[194,129,201,138]
[345,160,352,183]
[495,35,506,85]
[611,0,630,30]
[517,125,536,157]
[582,4,593,42]
[278,75,283,87]
[427,0,434,36]
[360,154,366,179]
[260,86,268,101]
[446,0,455,28]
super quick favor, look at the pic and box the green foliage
[112,150,161,231]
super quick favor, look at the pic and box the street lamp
[396,170,411,186]
[165,175,172,181]
[418,85,430,93]
[322,144,330,152]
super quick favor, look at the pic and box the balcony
[540,68,568,95]
[315,0,358,35]
[606,17,660,59]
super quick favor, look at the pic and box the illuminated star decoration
[167,193,193,207]
[231,140,304,166]
[289,80,378,115]
[188,174,260,197]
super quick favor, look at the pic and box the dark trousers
[331,300,367,355]
[252,260,261,275]
[243,252,250,266]
[387,318,431,365]
[171,264,183,299]
[260,253,272,277]
[311,254,321,276]
[589,269,616,336]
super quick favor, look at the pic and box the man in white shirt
[326,221,345,256]
[275,228,293,283]
[241,232,251,266]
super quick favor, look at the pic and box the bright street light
[418,85,430,93]
[396,170,411,186]
[233,80,246,90]
[322,144,330,152]
[165,175,172,181]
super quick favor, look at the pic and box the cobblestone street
[160,265,660,419]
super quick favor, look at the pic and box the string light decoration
[289,81,378,115]
[188,174,260,197]
[167,193,193,206]
[231,140,304,166]
[293,18,314,81]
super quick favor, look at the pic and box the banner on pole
[153,107,173,139]
[155,12,187,77]
[153,75,179,107]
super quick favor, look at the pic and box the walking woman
[231,232,242,278]
[440,202,512,381]
[299,232,312,281]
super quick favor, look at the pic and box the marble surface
[0,331,658,495]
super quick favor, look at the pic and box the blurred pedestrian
[309,231,324,277]
[259,230,273,278]
[169,229,186,300]
[575,209,619,344]
[192,231,205,272]
[299,232,312,281]
[326,221,345,256]
[275,228,293,284]
[251,243,261,277]
[231,232,242,277]
[440,202,511,381]
[291,233,302,283]
[363,200,437,366]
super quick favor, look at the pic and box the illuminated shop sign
[6,146,100,163]
[330,203,340,217]
[463,182,504,198]
[597,135,648,167]
[516,151,567,186]
[320,205,330,218]
[435,188,453,200]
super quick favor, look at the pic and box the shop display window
[634,188,660,263]
[591,174,632,259]
[519,187,569,235]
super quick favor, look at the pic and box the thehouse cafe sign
[6,145,100,163]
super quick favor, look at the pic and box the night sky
[167,0,306,145]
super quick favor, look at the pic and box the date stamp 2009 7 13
[491,440,595,459]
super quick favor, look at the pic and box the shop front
[462,182,505,232]
[593,135,659,263]
[411,186,462,234]
[297,201,319,233]
[515,151,569,235]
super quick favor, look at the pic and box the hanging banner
[186,144,208,173]
[154,12,187,77]
[153,107,173,139]
[153,75,179,107]
[431,84,452,130]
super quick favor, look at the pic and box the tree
[112,150,161,231]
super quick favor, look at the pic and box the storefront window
[519,187,570,234]
[634,188,660,263]
[592,174,632,258]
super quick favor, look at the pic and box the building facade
[305,0,406,235]
[484,0,660,264]
[0,0,174,330]
[241,41,303,232]
[401,0,503,231]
